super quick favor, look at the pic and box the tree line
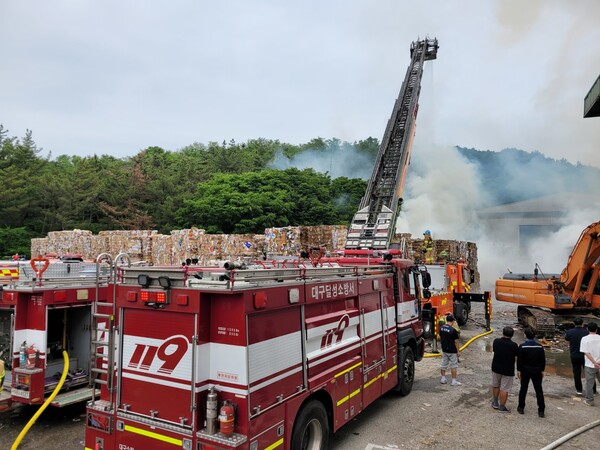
[0,125,377,258]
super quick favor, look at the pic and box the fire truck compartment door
[119,309,195,426]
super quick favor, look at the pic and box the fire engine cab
[85,255,426,450]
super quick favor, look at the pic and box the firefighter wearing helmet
[422,230,434,264]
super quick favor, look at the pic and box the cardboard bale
[263,227,302,255]
[30,238,48,258]
[98,230,158,263]
[45,230,93,257]
[171,228,205,264]
[151,234,175,265]
[91,235,110,260]
[299,225,347,252]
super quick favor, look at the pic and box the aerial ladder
[345,37,438,250]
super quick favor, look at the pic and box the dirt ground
[1,300,599,450]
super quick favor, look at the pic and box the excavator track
[517,306,555,337]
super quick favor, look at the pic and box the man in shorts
[491,326,519,412]
[440,314,461,386]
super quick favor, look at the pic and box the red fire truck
[85,253,427,450]
[1,254,121,408]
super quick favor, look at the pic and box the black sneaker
[498,405,511,413]
[517,407,524,414]
[538,411,545,418]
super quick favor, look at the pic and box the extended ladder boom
[346,37,438,250]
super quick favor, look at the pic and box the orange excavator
[495,221,600,335]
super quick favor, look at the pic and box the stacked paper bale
[196,233,263,265]
[171,228,205,265]
[151,234,175,265]
[401,234,480,289]
[98,230,157,263]
[299,225,347,251]
[30,238,49,257]
[45,230,94,257]
[263,227,302,255]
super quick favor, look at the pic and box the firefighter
[422,230,434,264]
[0,354,5,395]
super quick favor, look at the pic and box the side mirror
[423,288,431,299]
[422,272,432,288]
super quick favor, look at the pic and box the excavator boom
[495,221,600,335]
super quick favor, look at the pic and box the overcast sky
[1,1,599,167]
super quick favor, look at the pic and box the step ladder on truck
[2,253,128,408]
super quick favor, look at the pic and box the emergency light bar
[140,289,170,308]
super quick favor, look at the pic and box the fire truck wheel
[454,302,469,326]
[291,399,329,450]
[423,319,433,339]
[399,347,415,396]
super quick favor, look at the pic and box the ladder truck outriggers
[84,38,436,450]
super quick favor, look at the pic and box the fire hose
[11,351,70,450]
[423,328,494,358]
[540,418,600,450]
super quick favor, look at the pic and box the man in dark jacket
[517,327,546,417]
[566,318,596,395]
[491,326,519,412]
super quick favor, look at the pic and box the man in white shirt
[580,322,600,406]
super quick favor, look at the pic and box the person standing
[491,326,519,412]
[0,351,5,396]
[440,314,461,386]
[517,327,546,417]
[580,321,600,407]
[566,318,595,395]
[422,230,434,264]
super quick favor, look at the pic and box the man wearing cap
[439,314,461,386]
[491,326,518,412]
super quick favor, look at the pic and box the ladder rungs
[95,302,114,307]
[92,368,108,375]
[93,313,112,319]
[94,379,108,386]
[92,340,109,346]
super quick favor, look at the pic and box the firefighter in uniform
[422,230,434,264]
[0,355,5,395]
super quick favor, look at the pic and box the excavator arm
[561,221,600,306]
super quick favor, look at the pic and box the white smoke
[268,146,374,180]
[398,145,600,291]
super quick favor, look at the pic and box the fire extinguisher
[218,400,235,435]
[26,345,38,369]
[20,341,27,368]
[206,387,218,434]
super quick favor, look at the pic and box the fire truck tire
[423,319,433,339]
[291,399,329,450]
[454,302,469,326]
[399,347,415,396]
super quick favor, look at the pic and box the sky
[2,1,599,289]
[1,0,599,168]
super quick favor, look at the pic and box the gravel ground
[1,300,599,450]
